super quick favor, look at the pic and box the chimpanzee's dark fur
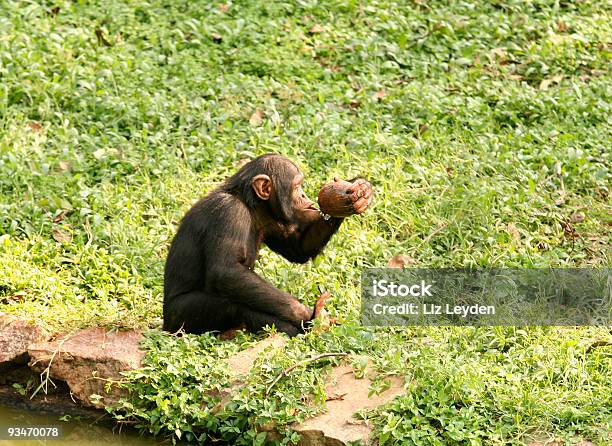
[163,154,343,337]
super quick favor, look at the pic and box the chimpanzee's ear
[252,174,272,200]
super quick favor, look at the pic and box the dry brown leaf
[314,291,332,318]
[388,254,417,268]
[53,210,68,224]
[506,223,521,246]
[2,292,25,303]
[490,47,506,58]
[556,21,569,32]
[52,228,72,244]
[326,392,347,402]
[348,100,360,109]
[28,122,41,132]
[249,109,264,126]
[570,212,585,223]
[593,188,608,201]
[309,24,324,34]
[373,90,386,100]
[219,3,230,13]
[58,160,71,172]
[539,74,563,90]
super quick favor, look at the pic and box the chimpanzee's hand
[346,178,373,215]
[292,299,314,323]
[318,177,373,217]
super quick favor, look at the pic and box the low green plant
[1,0,609,444]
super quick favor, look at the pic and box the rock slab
[0,313,48,370]
[227,334,287,380]
[293,364,405,446]
[211,335,288,414]
[28,328,144,408]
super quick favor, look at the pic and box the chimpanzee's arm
[199,198,314,325]
[265,216,344,264]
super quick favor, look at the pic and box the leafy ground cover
[0,0,610,444]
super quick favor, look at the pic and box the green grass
[0,0,610,444]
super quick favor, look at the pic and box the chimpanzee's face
[249,156,321,225]
[290,173,320,224]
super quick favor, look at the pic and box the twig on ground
[265,352,348,395]
[30,337,69,399]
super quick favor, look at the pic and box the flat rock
[227,334,287,379]
[0,313,48,370]
[211,334,288,414]
[293,363,405,446]
[28,328,145,408]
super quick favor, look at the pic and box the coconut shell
[317,179,355,217]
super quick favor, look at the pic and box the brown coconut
[317,179,355,217]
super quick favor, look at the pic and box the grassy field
[0,0,610,444]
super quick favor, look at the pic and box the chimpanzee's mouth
[306,204,319,212]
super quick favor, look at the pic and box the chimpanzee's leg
[163,292,303,337]
[239,307,302,337]
[163,292,239,334]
